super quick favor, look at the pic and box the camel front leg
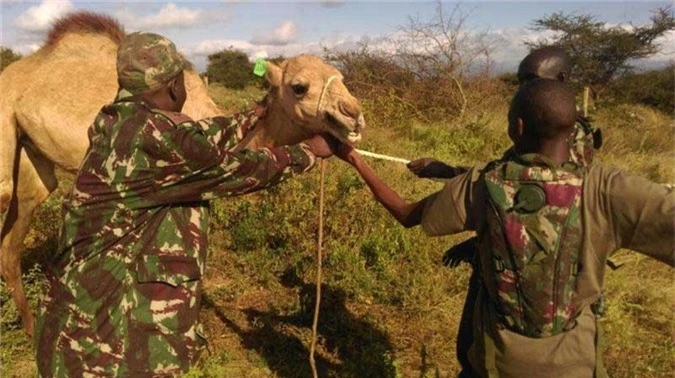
[0,145,57,337]
[0,107,18,232]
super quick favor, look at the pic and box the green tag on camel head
[253,58,267,77]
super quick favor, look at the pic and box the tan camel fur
[0,11,365,336]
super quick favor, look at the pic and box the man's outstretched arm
[407,158,468,179]
[337,145,427,228]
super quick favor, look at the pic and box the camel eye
[291,84,308,96]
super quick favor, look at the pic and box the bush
[606,66,674,114]
[0,264,45,331]
[206,48,257,89]
[326,45,511,124]
[0,46,22,73]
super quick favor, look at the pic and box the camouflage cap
[117,31,185,94]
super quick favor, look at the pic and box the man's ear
[516,117,526,138]
[557,71,567,82]
[265,61,283,87]
[168,80,178,101]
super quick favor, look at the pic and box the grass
[1,84,673,378]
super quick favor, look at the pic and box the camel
[0,11,365,336]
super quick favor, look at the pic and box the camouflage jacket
[35,97,315,377]
[442,117,600,265]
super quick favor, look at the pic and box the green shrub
[0,46,22,73]
[606,66,674,114]
[206,48,258,89]
[0,264,45,331]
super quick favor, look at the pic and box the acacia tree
[392,1,498,119]
[528,7,675,98]
[1,46,22,73]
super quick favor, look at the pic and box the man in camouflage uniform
[408,46,601,178]
[35,32,335,377]
[407,46,603,376]
[335,79,673,377]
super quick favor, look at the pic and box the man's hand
[407,158,467,179]
[253,104,267,119]
[302,134,336,158]
[334,142,361,166]
[329,139,424,228]
[442,237,477,268]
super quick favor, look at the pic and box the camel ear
[265,61,283,87]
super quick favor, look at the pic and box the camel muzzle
[324,110,364,143]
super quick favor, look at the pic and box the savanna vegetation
[1,4,673,378]
[205,48,259,90]
[0,47,22,73]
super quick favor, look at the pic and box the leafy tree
[205,48,254,89]
[528,7,675,97]
[1,46,22,73]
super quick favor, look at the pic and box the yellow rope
[309,159,326,378]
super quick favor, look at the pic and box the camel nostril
[356,114,366,130]
[339,101,361,120]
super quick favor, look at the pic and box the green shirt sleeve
[597,167,675,266]
[138,112,315,205]
[421,165,485,236]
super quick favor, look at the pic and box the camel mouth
[347,132,362,143]
[325,111,363,144]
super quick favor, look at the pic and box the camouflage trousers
[35,255,207,377]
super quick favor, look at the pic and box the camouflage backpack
[569,116,602,168]
[480,155,584,338]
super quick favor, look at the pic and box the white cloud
[188,21,674,73]
[194,39,255,56]
[487,27,552,72]
[189,33,373,72]
[15,0,74,33]
[139,3,202,28]
[116,2,227,30]
[488,26,675,72]
[250,21,298,46]
[654,30,675,56]
[194,33,367,58]
[14,42,42,55]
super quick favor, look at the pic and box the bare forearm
[351,156,424,228]
[407,158,469,179]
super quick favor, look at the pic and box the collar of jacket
[512,153,580,172]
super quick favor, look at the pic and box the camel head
[265,55,365,143]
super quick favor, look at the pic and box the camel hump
[46,11,125,48]
[153,109,194,125]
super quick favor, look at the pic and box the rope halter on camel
[318,73,411,166]
[316,74,339,115]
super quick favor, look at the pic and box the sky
[1,0,673,72]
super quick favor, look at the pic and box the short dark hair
[510,79,577,139]
[518,46,571,84]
